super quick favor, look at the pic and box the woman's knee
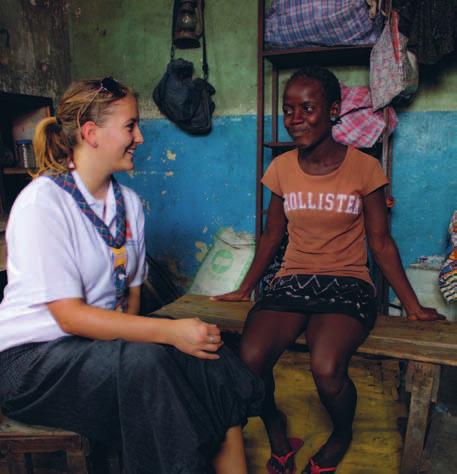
[239,340,272,376]
[119,341,171,375]
[310,356,347,394]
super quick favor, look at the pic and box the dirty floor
[244,351,405,474]
[2,351,457,473]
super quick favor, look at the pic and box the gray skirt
[0,336,263,474]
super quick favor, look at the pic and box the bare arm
[363,188,444,321]
[47,298,223,359]
[211,193,287,301]
[126,285,141,315]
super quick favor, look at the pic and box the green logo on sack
[211,250,234,274]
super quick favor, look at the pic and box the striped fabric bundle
[265,0,383,49]
[439,211,457,303]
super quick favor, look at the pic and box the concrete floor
[1,351,456,473]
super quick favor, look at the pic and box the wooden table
[153,294,457,474]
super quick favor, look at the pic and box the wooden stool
[0,412,89,473]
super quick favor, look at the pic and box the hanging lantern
[173,0,204,49]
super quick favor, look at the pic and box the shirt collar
[71,171,117,227]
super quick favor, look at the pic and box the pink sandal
[307,457,337,474]
[266,437,304,474]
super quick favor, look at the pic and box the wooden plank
[2,168,36,175]
[5,451,28,474]
[431,365,441,403]
[263,45,372,68]
[66,448,89,474]
[153,295,250,327]
[0,232,6,272]
[358,339,457,367]
[419,411,443,474]
[368,317,457,349]
[400,362,439,474]
[0,417,79,438]
[0,437,82,452]
[152,295,457,366]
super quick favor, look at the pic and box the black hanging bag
[153,1,215,135]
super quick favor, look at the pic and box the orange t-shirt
[262,146,389,285]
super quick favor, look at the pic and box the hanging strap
[201,0,208,80]
[170,0,179,59]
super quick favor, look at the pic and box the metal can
[15,140,35,168]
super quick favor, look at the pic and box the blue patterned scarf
[49,172,128,311]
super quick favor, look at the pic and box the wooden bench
[0,411,89,473]
[153,294,457,474]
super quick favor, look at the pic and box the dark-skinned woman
[213,65,443,474]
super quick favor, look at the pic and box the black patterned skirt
[0,337,264,474]
[253,274,377,331]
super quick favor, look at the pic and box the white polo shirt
[0,171,147,352]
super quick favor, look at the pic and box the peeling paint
[1,0,71,99]
[195,241,208,262]
[166,150,176,161]
[165,171,174,177]
[140,197,152,215]
[127,170,150,177]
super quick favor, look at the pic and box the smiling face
[95,94,144,173]
[283,77,340,150]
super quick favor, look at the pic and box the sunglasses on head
[98,76,124,96]
[77,76,126,128]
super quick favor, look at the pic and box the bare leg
[302,313,368,473]
[240,309,307,473]
[213,426,248,474]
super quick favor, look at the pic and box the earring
[330,116,341,124]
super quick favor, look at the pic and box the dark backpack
[152,0,215,135]
[153,58,215,135]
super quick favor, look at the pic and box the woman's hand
[210,289,251,302]
[406,306,446,321]
[170,318,223,359]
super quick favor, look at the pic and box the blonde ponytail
[33,117,70,176]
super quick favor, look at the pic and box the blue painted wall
[117,111,456,288]
[391,112,457,267]
[67,0,457,291]
[117,116,258,287]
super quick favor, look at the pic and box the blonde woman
[0,77,262,474]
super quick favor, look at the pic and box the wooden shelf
[0,216,8,272]
[2,167,36,175]
[263,45,373,69]
[0,215,7,233]
[0,228,6,272]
